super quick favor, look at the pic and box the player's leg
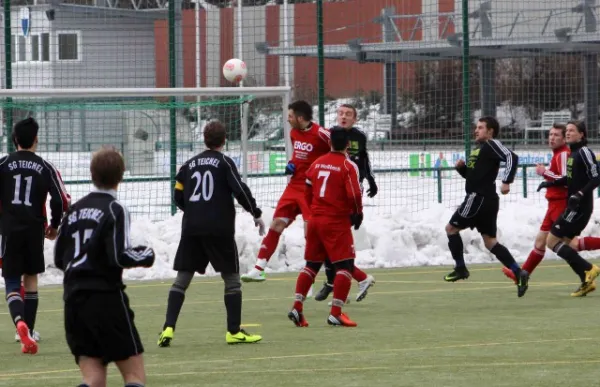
[547,210,599,296]
[158,271,194,347]
[289,219,324,327]
[20,226,44,342]
[503,230,547,283]
[22,274,39,338]
[353,267,375,302]
[314,258,335,301]
[76,357,108,387]
[321,220,357,327]
[115,354,146,386]
[444,197,478,281]
[572,235,600,252]
[211,236,261,343]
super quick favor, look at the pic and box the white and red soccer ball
[222,58,248,83]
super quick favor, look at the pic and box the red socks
[20,284,25,300]
[256,229,282,269]
[330,270,352,316]
[578,237,600,252]
[352,267,368,282]
[293,267,316,312]
[522,248,545,274]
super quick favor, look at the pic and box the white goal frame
[0,86,293,182]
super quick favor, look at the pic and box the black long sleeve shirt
[54,189,155,300]
[456,139,519,197]
[173,149,262,236]
[0,151,70,231]
[552,141,600,210]
[332,126,375,184]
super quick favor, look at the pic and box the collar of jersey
[91,187,118,198]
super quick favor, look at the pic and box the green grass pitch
[1,261,600,386]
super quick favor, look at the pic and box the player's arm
[579,148,600,195]
[543,151,568,181]
[173,165,186,212]
[304,164,315,207]
[357,129,378,197]
[486,140,519,184]
[105,201,155,268]
[345,160,363,215]
[53,213,70,271]
[223,155,262,219]
[43,161,71,230]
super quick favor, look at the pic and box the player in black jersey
[54,147,155,387]
[158,120,265,347]
[444,116,530,297]
[538,120,600,296]
[0,118,70,354]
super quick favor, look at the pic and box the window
[18,36,26,62]
[41,33,50,61]
[58,33,79,60]
[31,35,39,61]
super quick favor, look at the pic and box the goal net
[0,87,292,220]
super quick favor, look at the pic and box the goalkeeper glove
[367,180,378,198]
[537,181,553,192]
[350,213,363,230]
[285,162,296,176]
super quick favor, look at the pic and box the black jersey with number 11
[0,150,70,232]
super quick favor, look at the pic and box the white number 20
[317,170,330,197]
[189,170,215,202]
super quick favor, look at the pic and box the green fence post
[316,0,325,126]
[168,0,177,216]
[522,165,527,198]
[4,0,13,153]
[436,169,443,203]
[461,0,471,160]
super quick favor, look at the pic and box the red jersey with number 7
[288,123,331,189]
[305,152,363,218]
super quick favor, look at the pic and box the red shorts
[541,199,567,232]
[273,184,311,223]
[304,217,355,263]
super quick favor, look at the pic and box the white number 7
[317,170,330,197]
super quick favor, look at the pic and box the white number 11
[317,170,330,197]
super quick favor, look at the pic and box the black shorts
[550,208,592,240]
[65,290,144,365]
[1,225,45,278]
[174,235,239,274]
[449,193,499,237]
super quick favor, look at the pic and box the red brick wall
[155,0,423,97]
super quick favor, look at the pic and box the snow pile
[7,197,599,288]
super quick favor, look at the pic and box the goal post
[0,86,293,218]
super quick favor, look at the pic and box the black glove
[367,180,378,198]
[568,192,583,211]
[537,181,552,192]
[350,213,363,230]
[132,245,156,268]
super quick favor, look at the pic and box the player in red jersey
[288,127,363,327]
[502,123,600,283]
[241,100,331,282]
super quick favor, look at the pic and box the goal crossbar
[0,86,292,98]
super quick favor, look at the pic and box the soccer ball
[223,58,247,83]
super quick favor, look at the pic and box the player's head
[548,123,566,149]
[330,127,349,152]
[90,146,125,190]
[204,120,227,150]
[336,104,357,130]
[287,100,313,129]
[13,117,39,151]
[566,120,587,146]
[475,116,500,142]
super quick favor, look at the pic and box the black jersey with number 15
[174,150,262,237]
[0,151,70,232]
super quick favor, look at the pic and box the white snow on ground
[5,196,600,288]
